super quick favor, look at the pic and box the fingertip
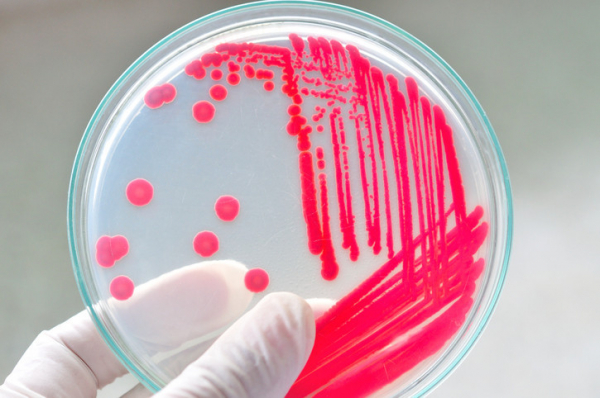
[156,291,318,398]
[256,292,316,359]
[306,297,336,319]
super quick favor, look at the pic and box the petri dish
[68,1,512,397]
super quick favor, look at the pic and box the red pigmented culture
[244,268,270,293]
[109,275,135,301]
[126,178,154,207]
[193,230,219,257]
[73,5,511,396]
[136,30,492,397]
[209,84,228,101]
[96,235,129,268]
[192,100,216,123]
[144,83,176,109]
[180,34,489,397]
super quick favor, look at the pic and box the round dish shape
[68,1,512,397]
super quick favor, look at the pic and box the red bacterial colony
[96,235,129,268]
[244,268,269,293]
[185,60,206,79]
[210,69,223,80]
[209,84,228,101]
[263,81,274,91]
[109,275,135,301]
[134,33,490,395]
[193,231,219,257]
[144,83,176,109]
[192,101,216,123]
[126,178,154,206]
[227,73,241,85]
[214,195,240,221]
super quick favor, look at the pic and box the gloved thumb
[154,292,315,398]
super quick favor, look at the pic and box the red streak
[185,60,206,79]
[318,173,338,280]
[194,34,490,396]
[299,152,323,255]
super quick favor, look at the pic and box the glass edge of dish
[67,0,514,395]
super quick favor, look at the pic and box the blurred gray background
[1,0,599,396]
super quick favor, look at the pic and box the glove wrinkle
[155,292,315,398]
[0,331,98,398]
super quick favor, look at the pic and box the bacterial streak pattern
[144,34,488,396]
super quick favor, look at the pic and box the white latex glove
[0,261,323,398]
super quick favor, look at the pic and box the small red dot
[288,104,301,116]
[126,178,153,206]
[209,84,228,101]
[215,195,240,221]
[245,268,269,293]
[244,64,255,78]
[193,101,216,123]
[110,276,135,301]
[316,147,324,159]
[263,81,274,91]
[193,231,219,257]
[211,69,223,80]
[317,125,324,133]
[293,94,303,104]
[227,73,241,85]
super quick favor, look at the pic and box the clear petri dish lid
[68,1,512,397]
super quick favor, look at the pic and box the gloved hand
[0,261,326,397]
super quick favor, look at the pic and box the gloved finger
[306,298,336,319]
[120,296,334,398]
[0,310,128,397]
[0,260,254,397]
[154,292,315,398]
[112,260,253,354]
